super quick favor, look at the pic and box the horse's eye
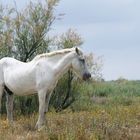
[79,58,85,63]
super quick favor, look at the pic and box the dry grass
[0,103,140,140]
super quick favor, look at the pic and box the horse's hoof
[35,124,46,132]
[38,126,46,132]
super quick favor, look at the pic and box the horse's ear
[75,47,80,55]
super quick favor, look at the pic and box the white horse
[0,47,91,129]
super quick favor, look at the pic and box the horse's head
[71,48,91,81]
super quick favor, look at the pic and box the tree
[0,0,61,61]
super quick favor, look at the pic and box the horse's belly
[6,81,37,96]
[4,69,37,95]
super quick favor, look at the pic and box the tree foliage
[0,0,60,61]
[52,28,83,49]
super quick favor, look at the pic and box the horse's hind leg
[6,93,14,122]
[0,85,4,114]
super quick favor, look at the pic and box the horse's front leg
[36,89,47,129]
[6,93,14,122]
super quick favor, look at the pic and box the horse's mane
[33,48,75,61]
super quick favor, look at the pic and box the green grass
[71,80,140,111]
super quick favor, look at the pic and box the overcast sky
[1,0,140,80]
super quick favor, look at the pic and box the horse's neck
[54,51,75,78]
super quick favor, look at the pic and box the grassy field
[0,80,140,140]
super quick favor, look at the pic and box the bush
[50,71,81,112]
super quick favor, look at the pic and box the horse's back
[0,57,25,67]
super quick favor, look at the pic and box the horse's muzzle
[83,73,91,81]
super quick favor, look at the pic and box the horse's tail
[0,58,5,112]
[0,58,5,85]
